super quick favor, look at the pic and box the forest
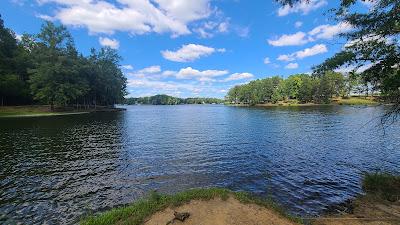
[125,95,224,105]
[0,15,127,110]
[225,71,376,105]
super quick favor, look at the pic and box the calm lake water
[1,105,399,224]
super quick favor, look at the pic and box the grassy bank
[80,188,302,225]
[313,172,400,225]
[362,172,400,202]
[0,105,124,118]
[333,97,379,105]
[233,97,380,107]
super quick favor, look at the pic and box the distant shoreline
[228,97,380,107]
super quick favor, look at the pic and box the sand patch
[144,197,299,225]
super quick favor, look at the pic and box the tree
[277,0,400,114]
[0,15,32,105]
[29,22,88,109]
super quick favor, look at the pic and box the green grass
[362,173,400,202]
[335,97,378,105]
[0,106,92,117]
[0,106,53,117]
[80,188,302,225]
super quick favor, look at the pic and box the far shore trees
[226,72,353,105]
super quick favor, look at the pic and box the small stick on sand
[166,211,190,224]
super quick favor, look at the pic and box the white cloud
[277,54,294,61]
[138,65,161,74]
[37,0,213,37]
[194,19,230,38]
[235,26,250,38]
[296,44,327,58]
[308,22,352,40]
[99,37,120,49]
[263,57,271,64]
[176,67,228,80]
[223,72,254,82]
[268,32,308,46]
[295,21,303,28]
[335,63,373,74]
[344,34,391,48]
[218,21,229,33]
[277,44,328,61]
[278,0,327,16]
[161,44,224,62]
[269,22,352,47]
[128,79,200,92]
[15,34,23,41]
[121,65,133,70]
[360,0,377,8]
[285,63,299,69]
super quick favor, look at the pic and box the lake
[1,105,399,224]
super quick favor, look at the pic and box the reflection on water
[0,105,399,224]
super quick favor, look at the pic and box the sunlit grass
[335,97,378,105]
[80,188,302,225]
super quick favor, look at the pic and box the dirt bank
[144,197,298,225]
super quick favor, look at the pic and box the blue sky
[1,0,372,98]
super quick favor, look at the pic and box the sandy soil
[144,197,299,225]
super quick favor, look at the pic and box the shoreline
[227,97,380,107]
[79,188,400,225]
[0,105,126,118]
[80,173,400,225]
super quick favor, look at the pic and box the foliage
[362,172,400,202]
[277,0,400,114]
[125,94,224,105]
[226,72,348,105]
[0,16,126,109]
[80,188,302,225]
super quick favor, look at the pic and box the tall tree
[29,22,88,110]
[0,14,31,105]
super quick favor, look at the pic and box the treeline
[0,15,126,109]
[226,71,377,105]
[125,94,224,105]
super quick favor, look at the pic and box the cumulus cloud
[161,44,225,62]
[268,22,352,47]
[285,63,299,69]
[268,32,308,46]
[308,22,352,40]
[176,67,228,80]
[344,34,391,48]
[295,21,303,28]
[334,63,373,74]
[277,0,327,16]
[194,19,230,38]
[138,65,161,74]
[263,57,271,64]
[128,79,199,92]
[98,37,119,49]
[37,0,213,37]
[223,72,254,82]
[277,44,328,61]
[121,65,133,70]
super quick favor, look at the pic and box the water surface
[1,105,399,224]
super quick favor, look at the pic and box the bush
[362,173,400,201]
